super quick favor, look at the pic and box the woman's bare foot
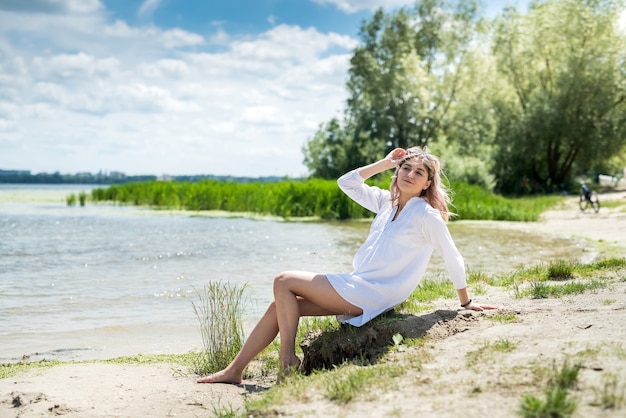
[196,369,242,384]
[277,356,301,383]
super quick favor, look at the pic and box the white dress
[326,169,467,326]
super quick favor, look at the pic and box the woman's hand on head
[385,148,407,167]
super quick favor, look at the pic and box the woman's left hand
[465,302,498,311]
[385,148,407,166]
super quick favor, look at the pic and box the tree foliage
[491,0,626,193]
[303,0,626,195]
[303,0,482,176]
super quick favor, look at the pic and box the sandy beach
[2,190,625,417]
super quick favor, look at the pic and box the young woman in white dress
[198,147,496,384]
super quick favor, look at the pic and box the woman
[198,147,496,384]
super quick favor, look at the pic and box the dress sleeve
[337,170,389,214]
[423,208,467,289]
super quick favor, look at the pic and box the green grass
[89,178,562,221]
[466,338,519,367]
[547,260,574,281]
[489,312,520,324]
[99,352,197,366]
[452,182,562,221]
[401,277,457,304]
[492,258,626,293]
[518,387,577,418]
[518,361,581,418]
[66,193,76,206]
[600,199,626,209]
[90,178,375,220]
[489,258,626,286]
[0,359,64,379]
[512,277,608,299]
[591,373,625,410]
[192,281,248,376]
[246,361,406,414]
[0,352,197,380]
[324,363,404,404]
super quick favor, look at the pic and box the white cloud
[0,6,356,177]
[159,28,204,48]
[32,53,119,80]
[230,24,356,64]
[310,0,414,13]
[103,21,204,49]
[138,0,161,19]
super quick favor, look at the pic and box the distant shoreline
[0,170,289,185]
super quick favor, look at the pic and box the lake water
[0,184,586,363]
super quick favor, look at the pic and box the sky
[0,0,530,178]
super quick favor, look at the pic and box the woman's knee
[273,271,291,292]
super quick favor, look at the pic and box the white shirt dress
[326,169,467,326]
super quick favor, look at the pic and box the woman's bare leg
[273,271,362,371]
[197,301,280,384]
[198,272,361,384]
[196,293,347,383]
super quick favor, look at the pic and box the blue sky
[0,0,530,177]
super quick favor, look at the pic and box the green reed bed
[91,179,374,220]
[451,182,562,221]
[89,178,562,221]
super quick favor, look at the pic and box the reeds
[65,191,88,206]
[91,179,375,220]
[191,281,248,376]
[90,178,560,221]
[451,182,562,221]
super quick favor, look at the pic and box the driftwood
[300,309,481,374]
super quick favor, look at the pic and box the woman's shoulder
[408,198,444,222]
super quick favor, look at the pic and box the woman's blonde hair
[390,147,453,222]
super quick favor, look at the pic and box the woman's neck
[397,193,419,209]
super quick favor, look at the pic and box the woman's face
[396,158,432,198]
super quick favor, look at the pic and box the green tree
[303,0,482,177]
[491,0,626,194]
[302,118,353,179]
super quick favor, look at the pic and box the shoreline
[2,191,626,417]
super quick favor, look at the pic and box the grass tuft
[518,360,581,418]
[191,281,248,377]
[547,260,574,281]
[591,373,625,410]
[489,312,520,324]
[466,338,519,367]
[324,363,405,404]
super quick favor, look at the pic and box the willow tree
[491,0,626,194]
[303,0,482,177]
